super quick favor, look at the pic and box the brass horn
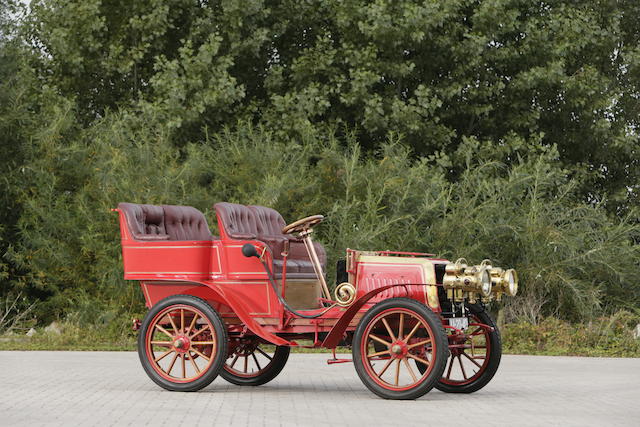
[334,282,356,306]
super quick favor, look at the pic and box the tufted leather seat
[214,202,259,240]
[118,203,213,241]
[215,202,326,279]
[118,203,170,241]
[163,205,213,241]
[250,205,286,236]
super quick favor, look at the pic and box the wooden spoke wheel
[138,295,227,392]
[220,337,290,386]
[419,307,501,393]
[353,298,447,400]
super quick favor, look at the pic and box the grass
[2,314,639,356]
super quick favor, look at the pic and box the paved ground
[1,352,638,426]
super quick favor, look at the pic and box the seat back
[118,202,169,241]
[163,205,213,241]
[214,202,259,240]
[118,202,212,241]
[214,202,327,278]
[249,205,286,237]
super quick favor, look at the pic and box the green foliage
[25,0,640,206]
[0,0,639,340]
[5,113,639,323]
[0,309,139,351]
[503,311,640,357]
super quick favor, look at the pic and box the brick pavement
[1,352,638,426]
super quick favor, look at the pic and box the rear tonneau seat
[118,203,213,241]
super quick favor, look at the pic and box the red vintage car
[114,202,518,400]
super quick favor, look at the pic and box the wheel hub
[448,333,470,357]
[389,341,408,358]
[173,335,190,353]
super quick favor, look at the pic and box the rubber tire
[220,345,290,386]
[434,306,501,393]
[138,295,228,392]
[352,298,448,400]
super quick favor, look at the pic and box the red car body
[114,202,516,399]
[116,205,443,347]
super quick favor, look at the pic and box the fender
[321,284,428,348]
[198,280,293,346]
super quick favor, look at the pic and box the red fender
[200,281,292,346]
[321,284,427,348]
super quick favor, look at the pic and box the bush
[5,109,639,325]
[503,312,640,357]
[1,0,639,349]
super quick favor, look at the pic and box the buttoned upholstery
[214,202,259,240]
[118,202,213,241]
[215,202,326,279]
[251,206,286,236]
[249,205,326,275]
[118,203,169,241]
[163,205,213,241]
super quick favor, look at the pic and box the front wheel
[419,306,501,393]
[138,295,228,392]
[352,298,448,400]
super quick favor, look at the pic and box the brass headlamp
[443,258,493,301]
[501,269,518,296]
[443,258,518,302]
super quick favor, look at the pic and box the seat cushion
[249,205,325,260]
[163,205,213,241]
[273,259,319,280]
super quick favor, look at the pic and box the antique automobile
[113,202,518,400]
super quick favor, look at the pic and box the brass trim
[334,282,356,306]
[228,271,268,275]
[124,246,223,275]
[426,285,439,309]
[356,254,439,309]
[300,230,331,300]
[211,246,222,274]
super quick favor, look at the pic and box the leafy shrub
[1,0,639,345]
[503,312,640,357]
[5,109,639,325]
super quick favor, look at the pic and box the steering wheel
[282,215,324,234]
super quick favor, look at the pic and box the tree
[1,0,638,324]
[27,1,640,210]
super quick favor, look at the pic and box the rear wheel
[352,298,448,400]
[138,295,227,392]
[220,337,290,386]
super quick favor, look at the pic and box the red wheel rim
[224,338,276,378]
[360,308,437,391]
[145,304,217,383]
[440,314,491,385]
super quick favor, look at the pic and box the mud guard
[201,281,292,346]
[321,284,426,349]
